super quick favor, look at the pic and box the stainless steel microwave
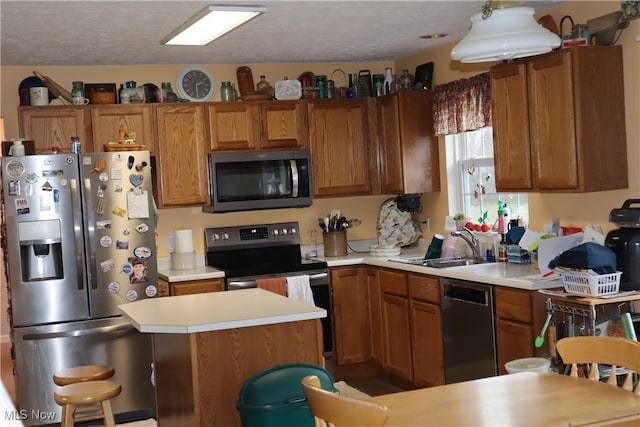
[203,149,313,213]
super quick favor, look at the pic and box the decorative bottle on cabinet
[384,67,393,94]
[256,75,274,98]
[120,81,143,104]
[220,81,234,102]
[399,69,414,90]
[71,81,85,104]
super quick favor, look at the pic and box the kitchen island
[119,288,326,427]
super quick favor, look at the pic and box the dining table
[372,372,640,427]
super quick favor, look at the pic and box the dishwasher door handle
[443,283,490,306]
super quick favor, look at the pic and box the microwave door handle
[290,160,299,197]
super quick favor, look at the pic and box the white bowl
[504,357,550,374]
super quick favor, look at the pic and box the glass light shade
[451,7,561,63]
[162,5,266,46]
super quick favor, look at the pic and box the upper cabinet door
[491,46,627,193]
[207,102,259,151]
[527,50,578,190]
[377,91,440,194]
[259,100,308,149]
[307,99,372,197]
[18,106,92,153]
[490,62,533,191]
[91,104,156,154]
[154,104,210,207]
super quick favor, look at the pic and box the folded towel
[286,275,315,305]
[256,277,287,296]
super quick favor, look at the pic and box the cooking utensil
[535,312,553,348]
[33,70,72,103]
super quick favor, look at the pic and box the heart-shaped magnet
[129,174,144,187]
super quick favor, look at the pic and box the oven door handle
[228,280,258,290]
[228,272,328,290]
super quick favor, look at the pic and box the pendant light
[451,1,561,63]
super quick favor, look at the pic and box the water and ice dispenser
[18,220,64,281]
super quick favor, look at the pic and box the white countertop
[157,239,563,290]
[119,288,326,334]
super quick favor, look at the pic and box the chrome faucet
[450,227,482,259]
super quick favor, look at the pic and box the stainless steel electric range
[204,221,332,354]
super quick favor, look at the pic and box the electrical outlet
[167,235,175,251]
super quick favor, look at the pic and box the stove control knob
[290,227,297,234]
[272,229,279,236]
[213,233,220,241]
[281,228,288,235]
[222,232,229,240]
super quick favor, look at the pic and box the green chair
[236,363,336,427]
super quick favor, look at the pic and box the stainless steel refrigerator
[2,151,157,426]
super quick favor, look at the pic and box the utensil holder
[323,231,347,257]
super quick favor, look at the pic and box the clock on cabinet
[176,66,215,102]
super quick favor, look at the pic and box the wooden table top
[373,372,640,427]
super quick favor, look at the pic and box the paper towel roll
[174,229,194,254]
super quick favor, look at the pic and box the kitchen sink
[390,256,490,269]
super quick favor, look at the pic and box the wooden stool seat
[54,380,122,427]
[53,365,115,386]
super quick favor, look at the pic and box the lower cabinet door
[411,300,444,386]
[382,293,413,381]
[495,318,534,375]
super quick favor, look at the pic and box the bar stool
[54,380,122,427]
[53,364,115,386]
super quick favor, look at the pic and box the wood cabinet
[491,46,627,192]
[154,103,210,207]
[331,267,371,365]
[366,267,384,365]
[208,100,307,151]
[408,274,445,387]
[91,104,156,154]
[380,269,413,381]
[495,286,548,375]
[307,99,373,197]
[18,106,92,153]
[376,91,440,194]
[159,278,224,296]
[208,102,259,151]
[259,100,308,149]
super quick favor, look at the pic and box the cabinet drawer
[408,274,440,304]
[495,287,532,323]
[380,270,408,297]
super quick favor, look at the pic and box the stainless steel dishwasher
[441,278,497,383]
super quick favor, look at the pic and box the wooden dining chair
[301,375,388,427]
[556,336,640,395]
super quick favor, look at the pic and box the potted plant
[453,213,466,230]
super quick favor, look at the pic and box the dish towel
[256,277,287,296]
[286,275,315,305]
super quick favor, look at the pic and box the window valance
[433,72,491,136]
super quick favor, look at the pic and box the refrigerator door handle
[70,178,86,290]
[21,323,135,341]
[82,177,99,290]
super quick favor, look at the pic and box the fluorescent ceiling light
[162,5,266,46]
[451,5,561,63]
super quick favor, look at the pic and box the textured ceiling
[0,0,564,66]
